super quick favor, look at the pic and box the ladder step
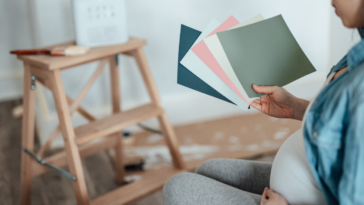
[32,136,118,177]
[91,166,184,205]
[74,104,163,145]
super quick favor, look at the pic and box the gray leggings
[163,159,272,205]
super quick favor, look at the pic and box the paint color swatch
[180,18,250,110]
[217,15,316,98]
[191,16,253,104]
[204,14,265,102]
[177,24,234,104]
[177,14,316,110]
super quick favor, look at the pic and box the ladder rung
[74,104,163,145]
[91,166,184,205]
[32,136,118,177]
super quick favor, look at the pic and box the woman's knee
[195,158,223,175]
[163,172,195,203]
[164,172,193,192]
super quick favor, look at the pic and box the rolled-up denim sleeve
[338,90,364,204]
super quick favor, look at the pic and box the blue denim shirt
[304,29,364,205]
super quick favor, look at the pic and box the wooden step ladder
[17,38,186,205]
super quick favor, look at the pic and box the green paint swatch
[216,15,316,98]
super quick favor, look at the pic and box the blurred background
[1,0,360,146]
[0,0,361,204]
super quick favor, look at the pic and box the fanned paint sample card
[177,25,234,105]
[177,14,316,110]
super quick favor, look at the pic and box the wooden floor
[0,99,300,205]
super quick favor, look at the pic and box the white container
[72,0,128,47]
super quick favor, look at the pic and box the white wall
[1,0,343,148]
[0,0,34,100]
[330,6,361,65]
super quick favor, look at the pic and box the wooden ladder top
[17,37,146,70]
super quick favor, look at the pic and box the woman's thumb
[252,84,277,94]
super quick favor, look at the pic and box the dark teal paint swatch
[178,24,234,105]
[217,15,316,98]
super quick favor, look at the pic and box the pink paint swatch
[191,16,253,104]
[206,16,239,37]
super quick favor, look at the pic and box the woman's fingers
[252,84,277,94]
[265,189,275,198]
[261,188,288,205]
[250,99,262,111]
[262,187,268,197]
[260,188,269,205]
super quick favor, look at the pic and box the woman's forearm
[292,98,310,121]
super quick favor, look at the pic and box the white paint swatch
[204,15,265,102]
[180,19,249,110]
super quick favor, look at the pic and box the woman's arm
[250,85,310,121]
[338,91,364,204]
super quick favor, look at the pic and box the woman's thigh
[195,158,272,195]
[163,172,261,205]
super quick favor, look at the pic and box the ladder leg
[112,134,125,183]
[109,55,126,183]
[157,112,186,170]
[20,64,36,205]
[131,48,161,105]
[132,48,186,170]
[49,70,90,205]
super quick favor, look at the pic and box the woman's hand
[260,188,288,205]
[250,85,310,121]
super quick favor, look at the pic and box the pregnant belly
[270,129,327,205]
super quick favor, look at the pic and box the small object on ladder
[122,131,135,146]
[30,75,36,90]
[12,105,23,118]
[138,123,162,134]
[22,147,76,181]
[10,46,90,56]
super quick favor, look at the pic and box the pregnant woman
[163,0,364,204]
